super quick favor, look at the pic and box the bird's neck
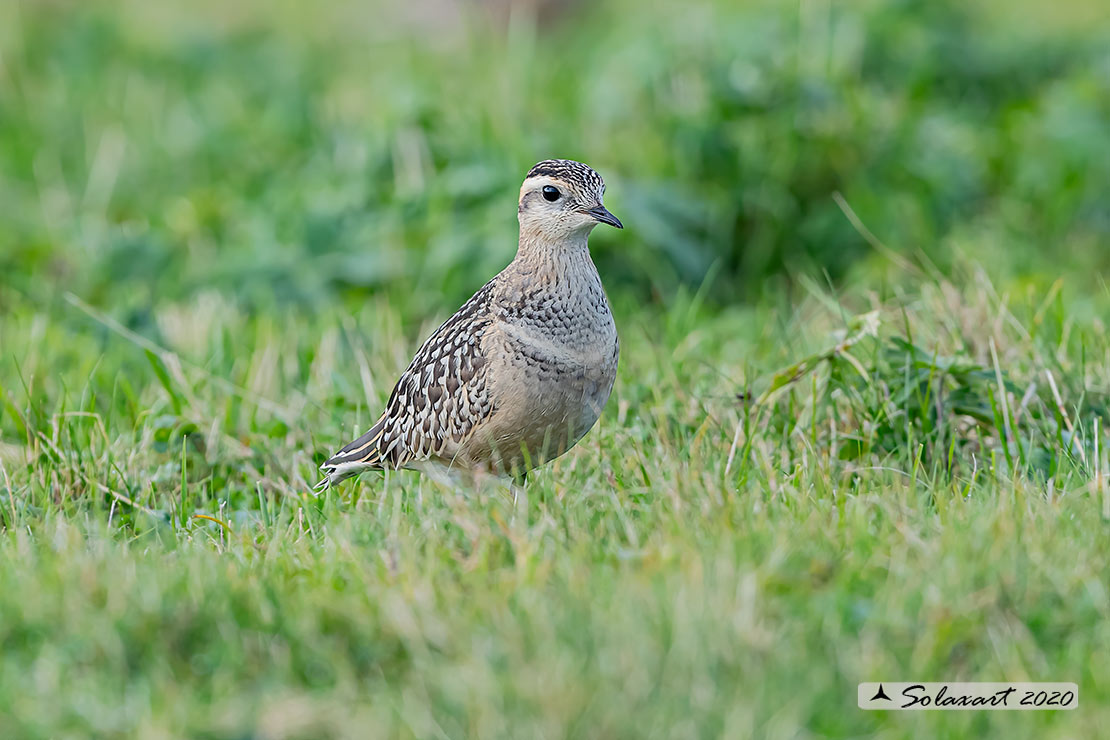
[513,230,593,271]
[499,230,611,332]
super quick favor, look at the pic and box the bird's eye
[542,185,561,202]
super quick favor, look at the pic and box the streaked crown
[526,159,606,196]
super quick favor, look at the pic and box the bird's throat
[514,230,593,268]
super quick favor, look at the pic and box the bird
[317,159,623,490]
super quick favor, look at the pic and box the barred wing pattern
[318,283,495,487]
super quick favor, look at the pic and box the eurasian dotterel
[319,159,622,489]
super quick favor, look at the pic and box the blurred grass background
[4,0,1109,317]
[2,0,1110,737]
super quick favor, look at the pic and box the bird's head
[517,159,622,241]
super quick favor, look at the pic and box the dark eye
[542,185,561,202]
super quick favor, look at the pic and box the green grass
[3,0,1110,737]
[5,269,1109,738]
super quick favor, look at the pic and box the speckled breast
[474,265,620,473]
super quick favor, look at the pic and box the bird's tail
[316,417,388,492]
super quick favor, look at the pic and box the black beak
[585,205,623,229]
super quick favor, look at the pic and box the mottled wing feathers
[318,283,497,488]
[325,415,388,468]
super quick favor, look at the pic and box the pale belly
[458,328,619,474]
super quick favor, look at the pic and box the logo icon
[870,684,892,702]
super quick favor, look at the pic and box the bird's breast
[466,253,619,469]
